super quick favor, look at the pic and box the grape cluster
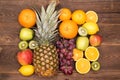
[56,38,75,75]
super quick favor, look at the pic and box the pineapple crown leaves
[34,2,60,44]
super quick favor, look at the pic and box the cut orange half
[72,48,83,61]
[75,58,91,74]
[86,11,98,23]
[85,46,99,61]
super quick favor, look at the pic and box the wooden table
[0,0,120,80]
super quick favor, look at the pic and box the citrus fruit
[91,61,100,71]
[18,41,28,50]
[59,8,72,21]
[85,46,100,61]
[75,58,90,74]
[18,9,36,28]
[86,10,98,23]
[83,22,99,35]
[76,36,89,51]
[29,40,38,49]
[59,20,78,39]
[72,10,86,25]
[18,65,34,76]
[72,48,83,61]
[78,27,88,36]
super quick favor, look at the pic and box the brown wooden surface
[0,0,120,80]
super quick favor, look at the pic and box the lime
[18,65,34,76]
[91,61,100,71]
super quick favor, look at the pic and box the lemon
[18,65,34,76]
[83,22,99,35]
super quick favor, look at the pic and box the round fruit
[18,9,36,28]
[85,46,99,61]
[59,20,78,39]
[78,27,87,36]
[19,28,34,41]
[29,40,38,49]
[18,65,34,76]
[59,8,72,21]
[75,58,90,74]
[18,41,28,50]
[86,10,98,23]
[72,10,86,25]
[76,36,89,51]
[91,61,100,71]
[83,22,99,35]
[72,48,83,61]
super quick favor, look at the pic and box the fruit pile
[16,2,102,77]
[58,8,102,74]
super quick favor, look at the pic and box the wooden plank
[60,0,120,13]
[0,70,120,80]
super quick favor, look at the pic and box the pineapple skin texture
[33,44,59,77]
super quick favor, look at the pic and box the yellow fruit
[86,11,98,23]
[75,58,90,74]
[85,46,100,61]
[18,65,34,76]
[72,10,86,25]
[83,22,99,35]
[72,48,83,61]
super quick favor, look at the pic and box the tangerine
[59,8,72,21]
[72,10,86,25]
[18,9,36,28]
[59,20,78,39]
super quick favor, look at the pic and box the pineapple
[33,2,59,77]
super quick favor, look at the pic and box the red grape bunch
[56,38,75,75]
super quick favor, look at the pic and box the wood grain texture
[0,0,120,80]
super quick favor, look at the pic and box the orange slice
[85,46,99,61]
[86,11,98,23]
[75,58,91,74]
[72,48,83,61]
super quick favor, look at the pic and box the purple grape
[59,53,64,58]
[63,68,68,75]
[66,60,71,66]
[60,66,65,71]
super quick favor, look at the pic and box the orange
[72,10,86,25]
[59,20,78,39]
[59,8,72,21]
[72,48,83,61]
[86,10,98,23]
[18,9,36,28]
[75,58,90,74]
[85,46,100,61]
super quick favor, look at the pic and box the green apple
[19,28,34,41]
[76,36,89,51]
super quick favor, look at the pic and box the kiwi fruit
[91,61,100,71]
[29,40,38,49]
[18,41,28,50]
[78,27,87,36]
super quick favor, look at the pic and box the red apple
[17,49,33,65]
[89,34,102,46]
